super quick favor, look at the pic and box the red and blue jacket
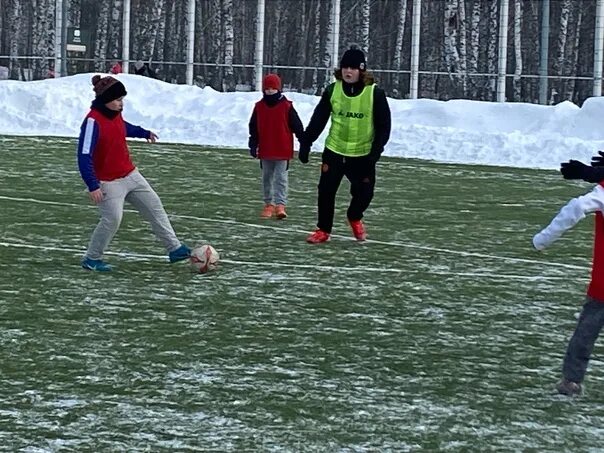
[77,100,151,191]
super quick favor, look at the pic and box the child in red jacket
[533,157,604,396]
[248,74,304,219]
[77,75,190,271]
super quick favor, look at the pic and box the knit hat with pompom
[91,75,127,104]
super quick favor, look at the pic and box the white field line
[0,241,578,281]
[0,194,588,272]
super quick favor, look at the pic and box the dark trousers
[562,296,604,383]
[316,148,376,234]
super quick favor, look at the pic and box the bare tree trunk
[457,0,468,95]
[93,0,110,71]
[8,0,22,79]
[311,0,322,94]
[31,0,53,79]
[444,0,460,90]
[513,0,522,100]
[360,0,370,54]
[223,0,235,91]
[486,0,499,99]
[107,0,122,60]
[469,0,481,98]
[554,0,572,97]
[392,0,408,97]
[565,6,583,102]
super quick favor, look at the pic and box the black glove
[592,150,604,167]
[368,145,382,164]
[560,160,590,180]
[249,147,257,158]
[298,143,311,164]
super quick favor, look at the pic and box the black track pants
[316,148,376,234]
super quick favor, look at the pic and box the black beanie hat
[91,75,127,104]
[340,46,366,70]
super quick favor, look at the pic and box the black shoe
[557,379,582,396]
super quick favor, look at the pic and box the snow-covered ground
[2,73,604,170]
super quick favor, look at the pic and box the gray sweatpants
[562,296,604,383]
[85,169,181,260]
[261,159,288,206]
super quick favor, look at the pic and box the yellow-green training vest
[325,80,375,157]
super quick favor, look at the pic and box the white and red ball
[189,244,219,274]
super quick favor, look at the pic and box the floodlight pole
[409,0,421,99]
[594,0,604,97]
[54,0,63,77]
[122,0,131,73]
[496,0,510,102]
[538,0,550,104]
[186,0,196,85]
[254,0,265,91]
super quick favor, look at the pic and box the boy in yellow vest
[299,45,391,243]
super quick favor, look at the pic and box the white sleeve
[533,185,604,250]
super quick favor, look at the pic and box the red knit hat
[262,73,282,91]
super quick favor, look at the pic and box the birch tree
[360,0,370,54]
[392,0,408,96]
[565,6,583,101]
[93,0,110,71]
[468,0,481,98]
[31,0,54,79]
[554,0,572,97]
[8,0,22,79]
[486,0,499,98]
[443,0,460,84]
[223,0,235,91]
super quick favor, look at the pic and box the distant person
[248,73,304,219]
[108,61,122,75]
[76,74,190,271]
[298,45,391,243]
[533,154,604,396]
[134,60,157,79]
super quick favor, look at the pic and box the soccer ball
[189,244,219,274]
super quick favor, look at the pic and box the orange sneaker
[260,204,274,218]
[275,204,287,219]
[349,219,367,241]
[306,229,330,244]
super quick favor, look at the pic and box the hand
[592,150,604,167]
[560,159,589,180]
[89,188,103,204]
[298,143,311,164]
[147,132,159,143]
[249,147,257,158]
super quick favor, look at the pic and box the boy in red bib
[77,75,190,271]
[248,74,304,219]
[534,156,604,396]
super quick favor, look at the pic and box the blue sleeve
[125,121,151,139]
[76,117,100,192]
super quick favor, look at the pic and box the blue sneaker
[81,257,113,272]
[169,244,191,263]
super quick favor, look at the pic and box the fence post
[331,0,340,70]
[254,0,265,91]
[122,0,130,73]
[409,0,421,99]
[54,0,63,77]
[186,0,195,85]
[594,0,604,97]
[496,0,510,102]
[538,0,550,104]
